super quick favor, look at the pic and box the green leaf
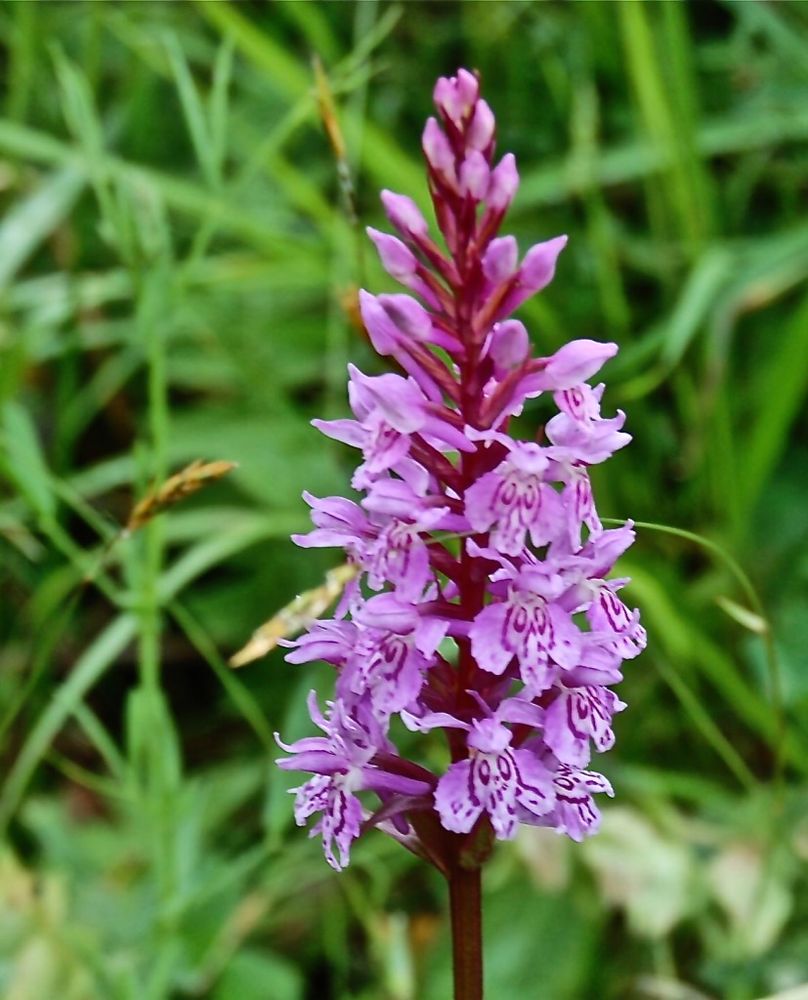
[0,166,85,292]
[0,615,137,830]
[0,401,56,522]
[212,950,303,1000]
[741,291,808,518]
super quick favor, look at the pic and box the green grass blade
[0,614,137,830]
[0,166,85,292]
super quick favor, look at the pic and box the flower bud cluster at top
[276,69,645,871]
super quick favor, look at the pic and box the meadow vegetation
[1,2,807,997]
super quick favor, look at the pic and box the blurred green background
[1,2,807,998]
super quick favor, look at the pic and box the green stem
[448,864,483,1000]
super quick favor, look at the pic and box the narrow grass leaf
[165,31,218,189]
[170,602,275,751]
[715,596,769,636]
[194,0,424,198]
[653,655,757,791]
[0,401,56,522]
[659,249,733,368]
[0,165,85,291]
[0,119,327,259]
[517,103,808,208]
[741,291,808,519]
[0,614,137,830]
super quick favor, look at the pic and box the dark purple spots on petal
[329,789,347,839]
[574,477,591,518]
[564,387,585,417]
[600,591,629,632]
[504,593,552,662]
[466,763,482,808]
[595,729,613,750]
[558,791,597,826]
[566,693,589,741]
[497,478,518,508]
[385,524,416,579]
[520,480,539,516]
[381,637,407,669]
[510,605,528,635]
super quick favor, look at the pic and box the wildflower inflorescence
[276,69,645,871]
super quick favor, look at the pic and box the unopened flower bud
[520,235,568,293]
[482,236,519,283]
[359,290,399,355]
[381,190,429,239]
[537,340,618,390]
[366,228,418,282]
[489,320,529,370]
[422,117,456,184]
[486,153,519,211]
[378,294,433,341]
[434,68,479,125]
[467,99,495,151]
[459,150,490,200]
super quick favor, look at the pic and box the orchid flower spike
[277,68,643,872]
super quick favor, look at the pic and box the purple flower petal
[469,602,513,675]
[513,748,555,819]
[435,758,484,834]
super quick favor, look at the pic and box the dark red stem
[442,148,488,1000]
[448,863,483,1000]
